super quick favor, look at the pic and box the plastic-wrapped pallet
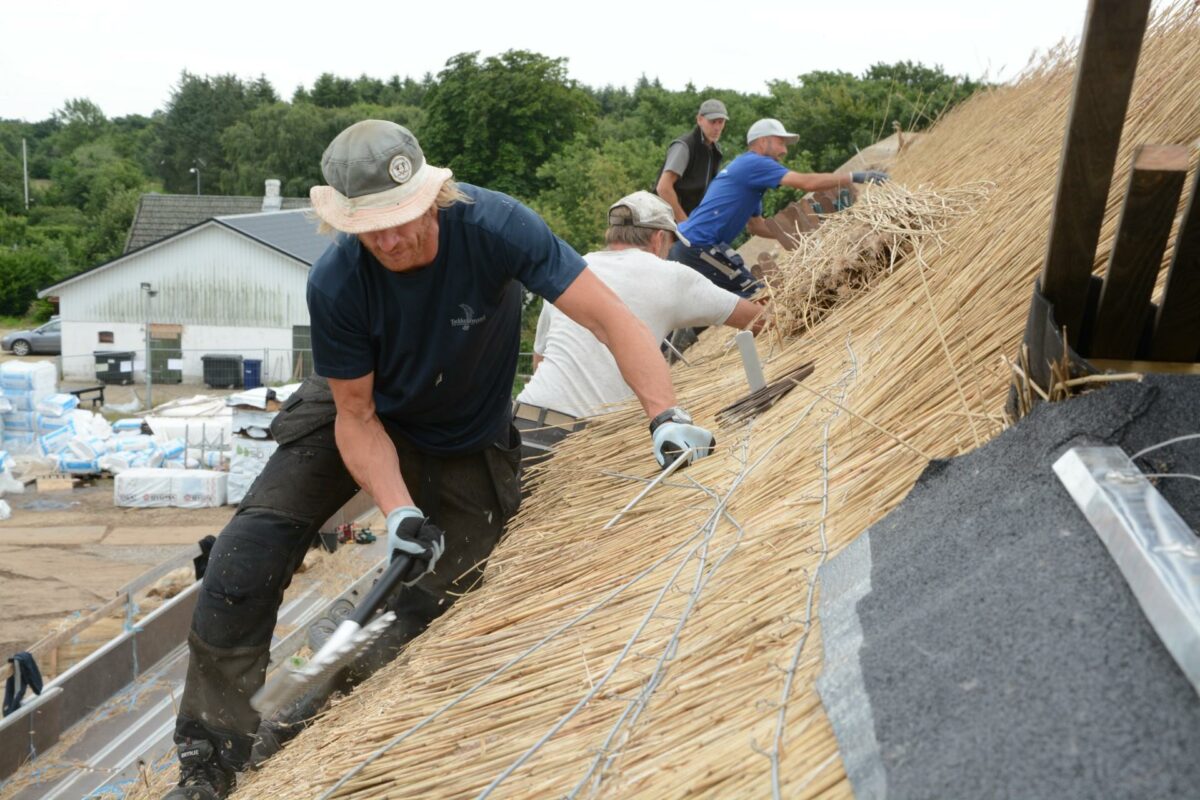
[71,409,112,439]
[3,389,54,412]
[2,431,37,456]
[186,449,229,470]
[39,424,75,456]
[228,435,278,504]
[112,418,146,436]
[0,361,57,392]
[0,449,20,495]
[1,411,36,431]
[114,468,175,507]
[115,468,227,508]
[56,454,100,474]
[36,393,79,417]
[173,469,228,508]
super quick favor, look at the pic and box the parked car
[1,318,61,356]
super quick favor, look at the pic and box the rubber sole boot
[163,739,234,800]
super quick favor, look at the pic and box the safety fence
[43,348,536,395]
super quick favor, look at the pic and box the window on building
[98,331,114,343]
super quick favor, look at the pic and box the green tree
[0,212,73,315]
[157,71,280,193]
[309,73,359,108]
[422,50,597,199]
[770,62,980,172]
[50,98,108,155]
[218,102,425,197]
[532,135,662,253]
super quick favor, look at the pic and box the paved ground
[1,326,246,666]
[0,480,235,665]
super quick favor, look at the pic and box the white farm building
[39,206,329,387]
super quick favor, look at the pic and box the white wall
[50,223,313,384]
[60,322,299,383]
[52,224,311,327]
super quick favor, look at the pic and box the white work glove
[385,506,445,585]
[650,407,716,469]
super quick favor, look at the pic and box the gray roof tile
[124,193,310,253]
[216,209,332,265]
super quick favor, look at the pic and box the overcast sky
[4,0,1096,123]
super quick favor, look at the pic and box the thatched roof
[130,5,1200,797]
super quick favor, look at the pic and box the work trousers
[667,240,759,298]
[173,376,522,771]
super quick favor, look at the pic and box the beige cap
[608,191,690,247]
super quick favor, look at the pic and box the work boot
[163,739,234,800]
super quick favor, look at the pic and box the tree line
[0,51,980,318]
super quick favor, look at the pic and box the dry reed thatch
[126,5,1200,798]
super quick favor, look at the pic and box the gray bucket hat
[310,120,453,233]
[608,191,690,247]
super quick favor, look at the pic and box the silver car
[2,318,61,356]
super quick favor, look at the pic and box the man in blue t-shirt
[166,121,718,800]
[671,118,888,298]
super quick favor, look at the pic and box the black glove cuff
[649,406,693,435]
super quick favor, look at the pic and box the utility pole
[141,282,157,409]
[22,139,29,210]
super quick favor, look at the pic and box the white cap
[746,118,799,145]
[608,191,690,247]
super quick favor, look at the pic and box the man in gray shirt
[655,99,728,222]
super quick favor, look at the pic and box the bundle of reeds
[767,181,995,337]
[122,5,1200,799]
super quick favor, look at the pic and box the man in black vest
[655,99,728,222]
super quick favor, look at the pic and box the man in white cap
[670,118,888,298]
[515,191,767,465]
[165,120,717,799]
[655,98,729,222]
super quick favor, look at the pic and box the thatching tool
[716,330,814,425]
[250,554,412,714]
[718,342,815,427]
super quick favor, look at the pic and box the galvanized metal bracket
[1054,445,1200,693]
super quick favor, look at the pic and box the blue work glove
[852,170,889,184]
[385,506,445,585]
[649,407,716,469]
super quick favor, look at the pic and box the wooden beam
[1039,0,1152,344]
[1150,159,1200,361]
[760,216,797,251]
[775,202,816,233]
[1090,144,1189,359]
[1,592,130,683]
[798,199,822,226]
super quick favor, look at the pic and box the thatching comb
[718,331,814,425]
[251,554,411,714]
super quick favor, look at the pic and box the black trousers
[173,377,522,770]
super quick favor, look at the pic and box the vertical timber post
[1150,164,1200,361]
[1089,144,1188,359]
[1039,0,1152,346]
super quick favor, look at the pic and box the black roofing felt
[216,210,331,265]
[818,375,1200,800]
[124,193,310,253]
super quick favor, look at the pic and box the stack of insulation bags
[226,385,298,504]
[0,362,111,473]
[107,417,228,508]
[0,361,65,457]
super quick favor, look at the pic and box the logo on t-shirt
[450,303,486,331]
